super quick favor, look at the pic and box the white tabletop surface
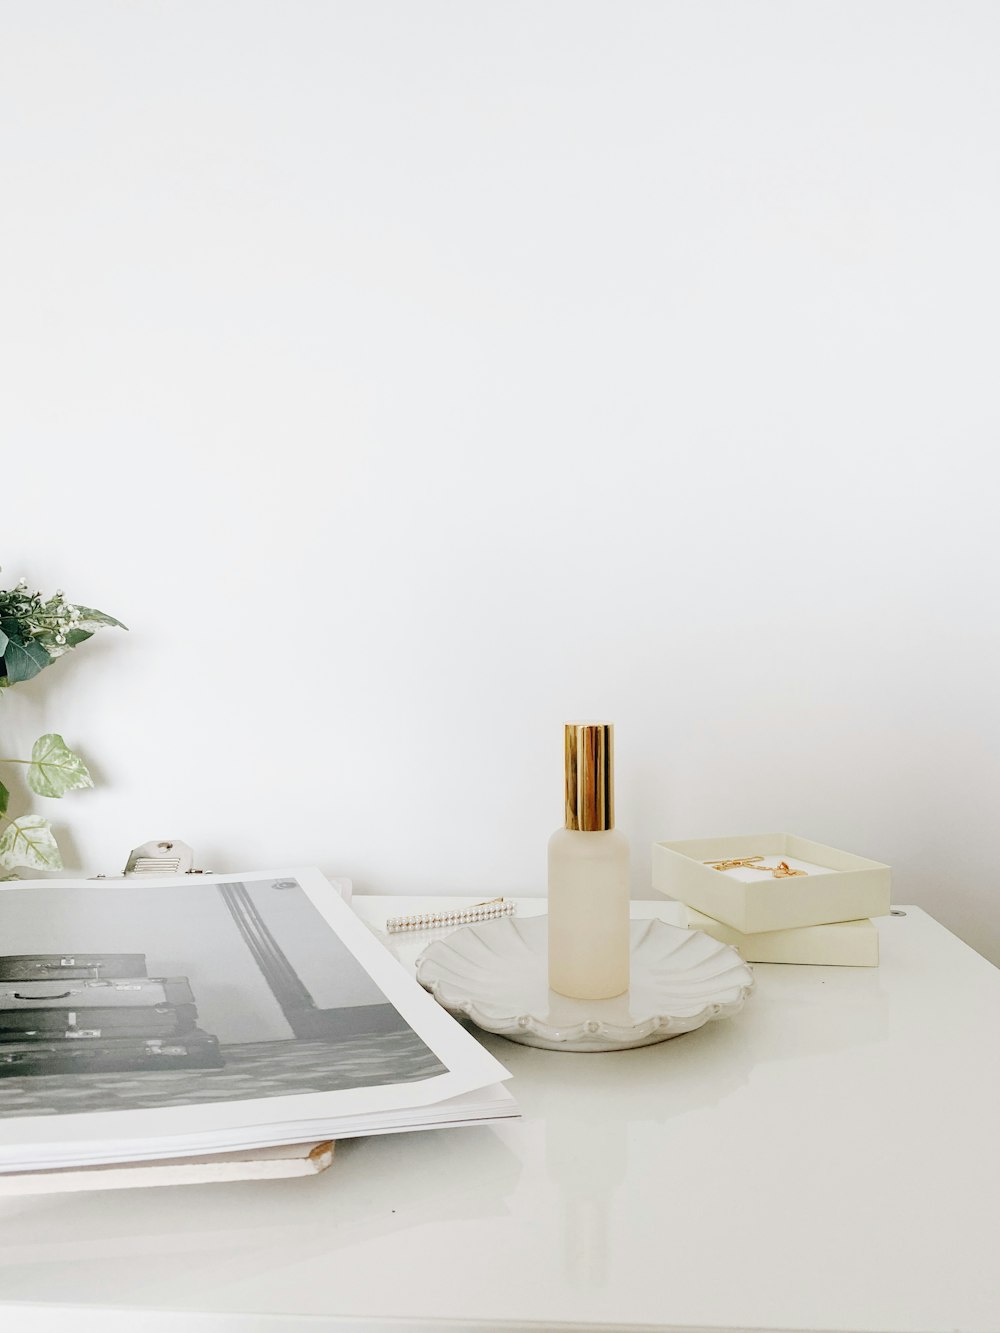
[1,897,999,1333]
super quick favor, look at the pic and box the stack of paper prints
[0,868,515,1174]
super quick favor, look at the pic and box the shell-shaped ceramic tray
[415,914,754,1052]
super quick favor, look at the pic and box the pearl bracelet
[386,898,515,934]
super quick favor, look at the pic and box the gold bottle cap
[564,721,615,831]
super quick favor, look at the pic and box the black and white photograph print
[0,875,446,1117]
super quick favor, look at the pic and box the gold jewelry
[704,856,807,878]
[704,856,766,872]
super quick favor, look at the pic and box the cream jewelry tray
[415,913,753,1053]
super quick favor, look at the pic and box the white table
[1,897,999,1333]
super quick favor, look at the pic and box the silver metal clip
[124,840,196,876]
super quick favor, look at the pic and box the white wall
[2,3,999,961]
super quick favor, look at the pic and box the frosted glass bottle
[548,827,630,999]
[547,721,631,1000]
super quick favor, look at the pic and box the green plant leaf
[27,733,94,798]
[0,816,63,870]
[0,779,7,815]
[32,626,94,661]
[72,606,128,631]
[0,621,51,683]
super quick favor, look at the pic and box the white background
[2,2,998,961]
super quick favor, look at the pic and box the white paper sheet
[0,868,515,1172]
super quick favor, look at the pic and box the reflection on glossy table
[1,897,999,1333]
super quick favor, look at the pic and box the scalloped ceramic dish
[416,914,754,1051]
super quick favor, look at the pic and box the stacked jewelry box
[652,834,892,967]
